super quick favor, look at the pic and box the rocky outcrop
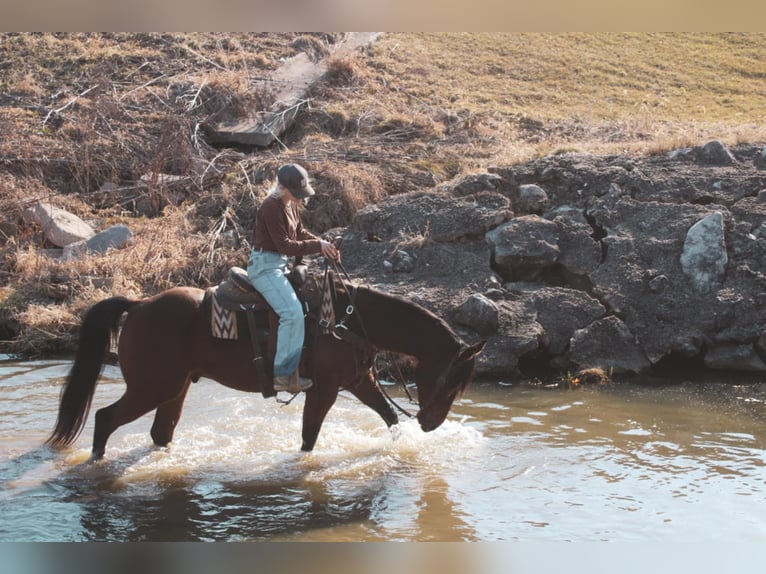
[339,140,766,378]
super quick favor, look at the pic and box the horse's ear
[459,340,486,362]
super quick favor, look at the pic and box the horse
[46,267,486,460]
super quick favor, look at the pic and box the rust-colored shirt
[252,193,322,256]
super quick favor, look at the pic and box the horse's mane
[347,282,462,353]
[358,284,457,332]
[303,270,463,355]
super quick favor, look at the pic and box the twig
[42,86,97,127]
[199,150,229,186]
[118,74,167,102]
[181,44,227,72]
[184,79,208,112]
[238,160,255,198]
[125,61,152,79]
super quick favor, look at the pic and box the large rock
[23,203,95,247]
[704,343,766,372]
[698,140,735,165]
[568,316,652,374]
[486,215,560,279]
[62,224,132,259]
[452,293,499,336]
[680,211,727,294]
[523,287,606,356]
[510,183,549,215]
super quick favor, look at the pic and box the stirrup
[274,372,313,393]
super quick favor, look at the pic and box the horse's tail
[46,296,137,448]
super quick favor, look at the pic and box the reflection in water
[1,360,766,541]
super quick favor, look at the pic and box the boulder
[63,224,132,259]
[704,343,766,372]
[452,293,499,336]
[510,183,549,215]
[680,211,728,294]
[23,203,95,247]
[354,190,512,243]
[698,140,735,165]
[485,215,560,279]
[524,287,605,355]
[568,316,651,374]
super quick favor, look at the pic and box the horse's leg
[344,370,399,428]
[150,379,192,447]
[301,383,339,452]
[92,391,157,459]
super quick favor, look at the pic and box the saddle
[214,265,307,312]
[211,265,308,398]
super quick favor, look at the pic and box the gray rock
[698,140,735,165]
[704,343,766,372]
[447,172,503,196]
[63,224,132,259]
[390,249,415,272]
[452,293,499,336]
[511,184,549,215]
[23,203,95,247]
[554,216,602,276]
[568,316,651,374]
[485,215,560,280]
[354,191,512,243]
[680,212,727,294]
[525,287,605,355]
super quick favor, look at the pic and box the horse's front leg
[345,370,399,428]
[300,381,339,451]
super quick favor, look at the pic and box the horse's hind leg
[92,392,157,459]
[150,380,192,447]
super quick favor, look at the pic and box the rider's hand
[320,240,340,261]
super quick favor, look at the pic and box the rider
[247,163,340,394]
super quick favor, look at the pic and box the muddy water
[1,359,765,542]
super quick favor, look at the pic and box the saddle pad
[319,270,335,334]
[211,289,238,340]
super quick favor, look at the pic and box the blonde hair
[267,180,284,198]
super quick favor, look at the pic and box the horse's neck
[348,285,460,357]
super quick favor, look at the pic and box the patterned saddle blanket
[209,267,268,340]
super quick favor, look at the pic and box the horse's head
[415,340,486,432]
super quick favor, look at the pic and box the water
[1,359,766,542]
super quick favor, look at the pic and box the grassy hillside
[1,32,765,356]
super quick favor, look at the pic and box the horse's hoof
[90,449,105,461]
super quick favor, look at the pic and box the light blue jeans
[247,250,304,377]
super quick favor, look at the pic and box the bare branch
[42,86,97,127]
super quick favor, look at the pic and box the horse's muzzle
[417,411,439,432]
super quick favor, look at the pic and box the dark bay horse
[46,272,485,459]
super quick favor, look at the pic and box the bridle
[317,256,418,419]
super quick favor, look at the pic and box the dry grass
[2,32,766,356]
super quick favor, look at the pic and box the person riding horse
[247,163,340,394]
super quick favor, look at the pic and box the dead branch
[42,86,97,127]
